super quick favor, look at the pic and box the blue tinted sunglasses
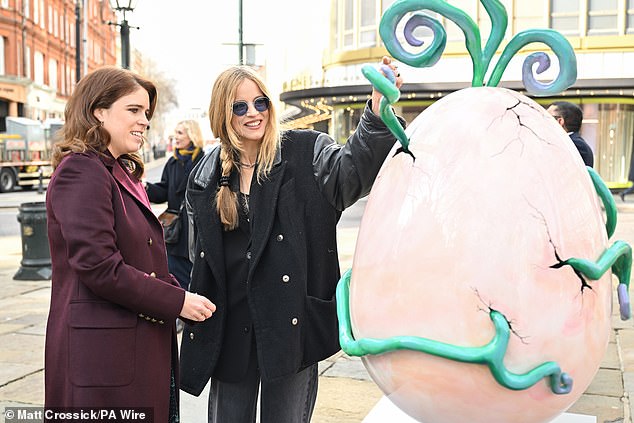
[232,96,270,116]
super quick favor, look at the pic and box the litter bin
[13,201,52,280]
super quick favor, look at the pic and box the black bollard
[13,202,52,280]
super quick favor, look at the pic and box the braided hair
[208,66,279,230]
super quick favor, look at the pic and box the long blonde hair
[52,66,157,179]
[177,119,204,149]
[209,66,279,230]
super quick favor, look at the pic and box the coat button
[246,251,252,260]
[148,238,153,246]
[276,234,284,241]
[243,326,250,333]
[282,274,290,283]
[291,317,299,325]
[151,318,157,323]
[138,313,145,318]
[189,332,195,340]
[150,272,156,278]
[200,251,205,258]
[159,320,164,324]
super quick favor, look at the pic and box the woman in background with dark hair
[45,66,215,422]
[547,101,594,167]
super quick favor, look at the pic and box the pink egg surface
[349,87,612,423]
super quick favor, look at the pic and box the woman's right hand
[180,292,216,321]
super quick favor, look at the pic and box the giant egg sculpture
[336,1,632,423]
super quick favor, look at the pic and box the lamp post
[75,0,82,81]
[108,0,138,70]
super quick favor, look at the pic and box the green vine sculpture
[379,0,577,94]
[363,0,578,153]
[337,269,574,394]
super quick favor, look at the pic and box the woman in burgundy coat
[45,67,216,422]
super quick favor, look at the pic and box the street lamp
[108,0,139,70]
[75,0,82,82]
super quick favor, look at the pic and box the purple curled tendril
[380,10,449,69]
[403,13,429,47]
[618,283,631,320]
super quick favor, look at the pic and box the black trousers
[207,348,318,423]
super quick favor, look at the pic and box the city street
[1,159,634,422]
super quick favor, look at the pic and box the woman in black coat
[146,120,204,290]
[180,58,404,422]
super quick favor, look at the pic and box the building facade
[280,0,634,187]
[0,0,117,130]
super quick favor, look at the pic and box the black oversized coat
[179,103,403,395]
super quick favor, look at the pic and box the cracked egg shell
[350,87,610,423]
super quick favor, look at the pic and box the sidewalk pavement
[1,189,634,422]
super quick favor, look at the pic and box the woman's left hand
[371,56,403,116]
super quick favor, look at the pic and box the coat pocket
[302,295,340,366]
[68,301,137,387]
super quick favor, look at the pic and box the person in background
[179,57,404,423]
[146,119,204,292]
[44,67,215,423]
[547,101,594,167]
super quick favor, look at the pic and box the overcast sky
[129,0,329,120]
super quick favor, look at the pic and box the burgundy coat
[45,151,185,422]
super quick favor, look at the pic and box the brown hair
[52,66,157,179]
[208,66,279,230]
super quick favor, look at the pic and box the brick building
[0,0,117,131]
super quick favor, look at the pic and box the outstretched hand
[371,56,403,116]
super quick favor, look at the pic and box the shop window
[359,0,376,46]
[343,0,354,48]
[49,59,57,90]
[34,51,44,85]
[0,37,4,75]
[588,0,618,35]
[550,0,581,36]
[627,0,634,33]
[25,46,30,79]
[595,103,634,183]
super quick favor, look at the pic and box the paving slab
[0,370,43,405]
[312,376,382,423]
[603,341,621,370]
[619,329,634,372]
[567,393,624,423]
[583,368,624,397]
[0,333,44,365]
[0,364,42,387]
[321,357,372,381]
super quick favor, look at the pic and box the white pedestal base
[363,396,597,423]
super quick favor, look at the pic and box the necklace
[239,161,256,169]
[240,192,250,221]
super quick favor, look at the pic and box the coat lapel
[189,164,226,288]
[111,159,153,212]
[248,160,286,275]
